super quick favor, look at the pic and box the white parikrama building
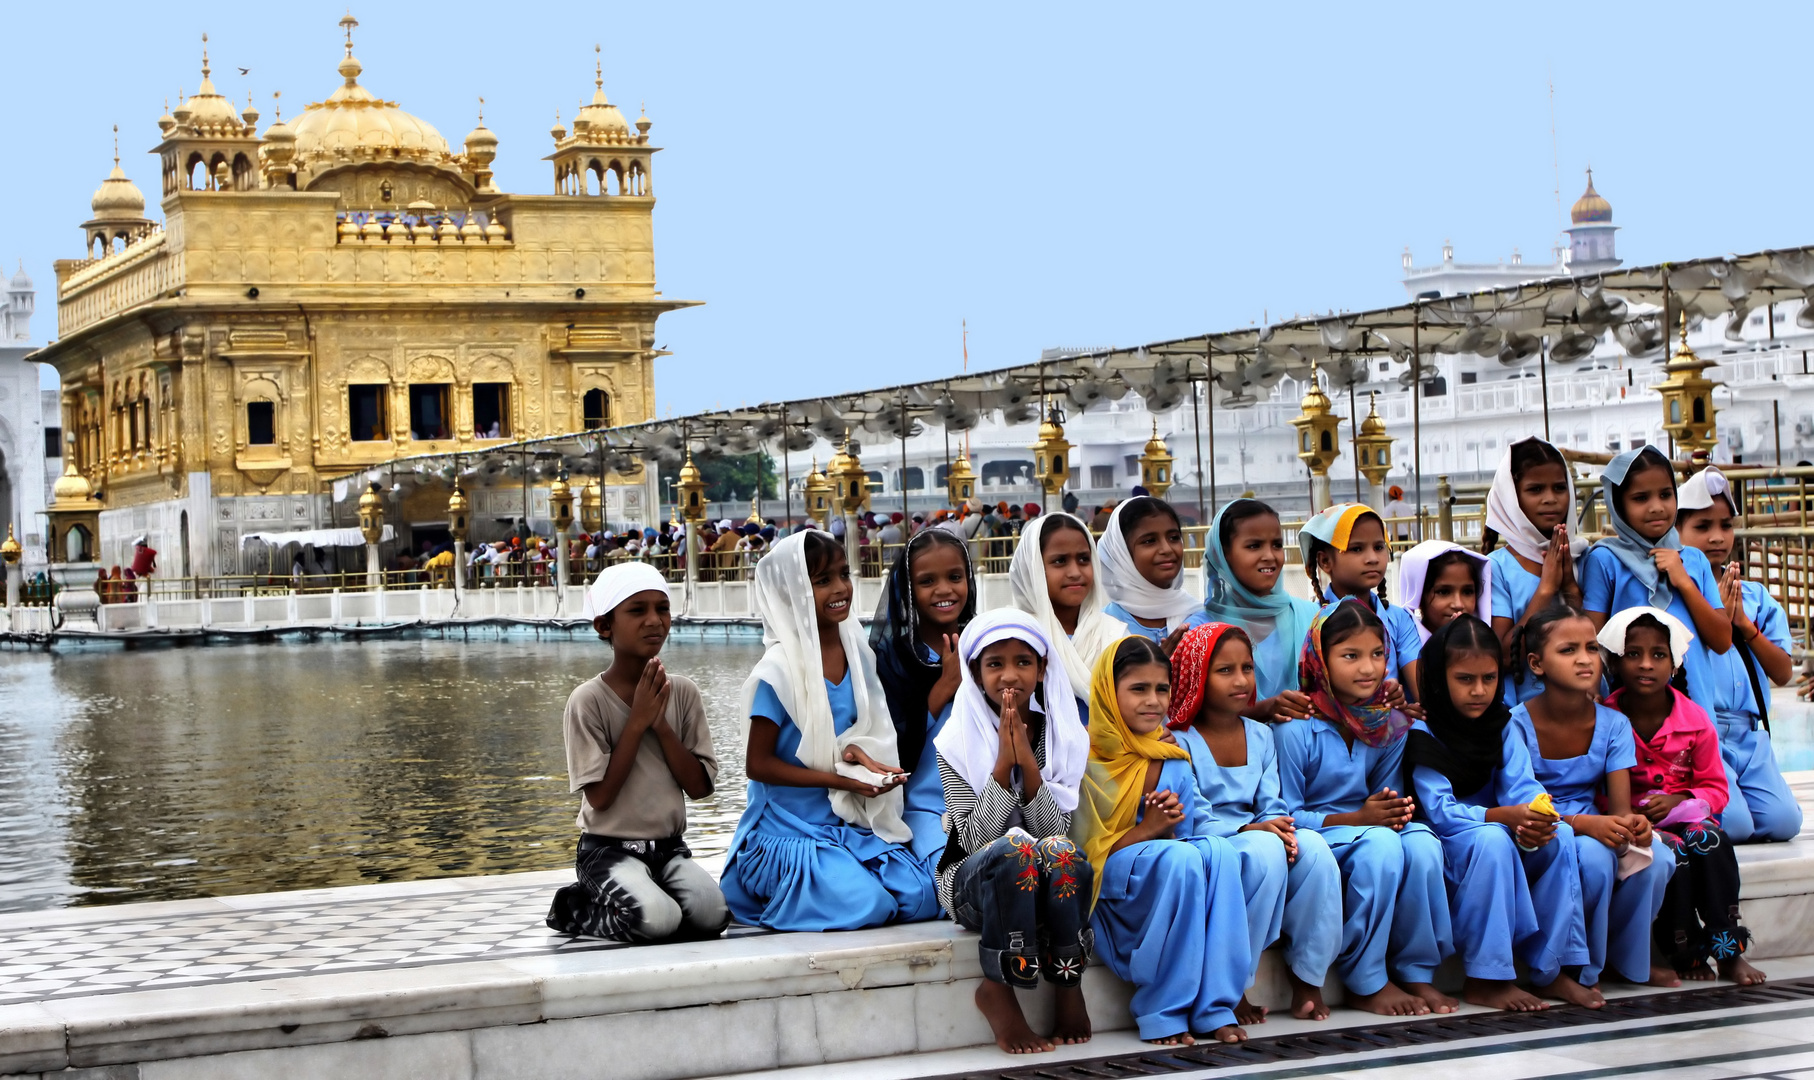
[0,265,51,571]
[775,173,1814,523]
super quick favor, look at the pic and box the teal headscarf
[1597,445,1681,607]
[1204,500,1319,699]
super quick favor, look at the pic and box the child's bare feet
[1199,1024,1245,1044]
[1719,956,1767,986]
[1403,981,1459,1014]
[1645,965,1682,987]
[1288,972,1331,1020]
[1349,982,1430,1016]
[1050,984,1093,1045]
[1147,1031,1195,1046]
[1536,972,1603,1009]
[1464,977,1547,1012]
[975,981,1052,1054]
[1680,960,1716,982]
[1235,994,1268,1025]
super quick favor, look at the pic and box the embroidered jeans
[949,828,1093,989]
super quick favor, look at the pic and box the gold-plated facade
[1138,421,1174,499]
[1290,362,1344,477]
[1656,313,1722,453]
[1355,391,1393,489]
[1030,403,1071,497]
[31,17,694,572]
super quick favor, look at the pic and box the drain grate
[930,978,1814,1080]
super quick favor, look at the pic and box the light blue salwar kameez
[1091,757,1252,1039]
[1274,718,1452,996]
[1505,703,1674,985]
[1709,580,1803,843]
[719,674,939,931]
[1177,721,1340,988]
[1410,722,1588,985]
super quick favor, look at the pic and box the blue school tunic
[1710,581,1803,842]
[1711,581,1790,729]
[1273,717,1451,993]
[1503,703,1673,984]
[1092,757,1250,1040]
[1316,590,1423,682]
[1103,601,1209,643]
[1240,596,1321,702]
[1178,722,1342,986]
[1488,547,1546,705]
[1409,721,1586,984]
[898,644,952,864]
[719,673,939,931]
[1580,544,1723,703]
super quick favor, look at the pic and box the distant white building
[1401,171,1622,298]
[0,263,50,569]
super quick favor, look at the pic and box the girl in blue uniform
[1580,446,1730,699]
[1675,467,1803,843]
[1008,512,1127,712]
[1202,499,1320,720]
[1406,614,1594,1011]
[1275,600,1456,1017]
[1168,622,1342,1023]
[1075,637,1252,1046]
[1482,437,1586,704]
[1098,497,1208,651]
[1398,539,1492,645]
[935,610,1093,1055]
[1506,601,1677,988]
[1300,504,1422,702]
[720,532,939,930]
[872,528,978,873]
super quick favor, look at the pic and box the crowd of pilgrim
[548,435,1804,1055]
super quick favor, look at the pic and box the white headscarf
[1008,513,1126,699]
[1396,539,1493,645]
[1484,436,1587,565]
[1097,500,1202,632]
[933,609,1088,814]
[1677,466,1735,515]
[1597,605,1693,668]
[742,532,911,843]
[583,562,671,620]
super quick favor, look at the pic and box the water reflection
[0,637,1808,914]
[0,638,760,912]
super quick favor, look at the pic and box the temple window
[246,401,276,446]
[408,383,451,440]
[583,388,610,429]
[473,383,511,439]
[348,385,389,442]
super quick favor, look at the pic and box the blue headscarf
[1204,500,1318,690]
[1597,445,1681,607]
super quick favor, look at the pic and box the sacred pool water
[0,635,1808,915]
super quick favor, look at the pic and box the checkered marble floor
[0,877,761,1006]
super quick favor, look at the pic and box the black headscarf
[870,529,978,771]
[1405,614,1510,797]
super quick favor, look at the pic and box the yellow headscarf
[1071,636,1191,907]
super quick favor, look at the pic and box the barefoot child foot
[1199,1025,1245,1044]
[1051,984,1093,1045]
[1680,960,1716,982]
[1719,956,1767,986]
[1349,982,1431,1017]
[1536,972,1603,1009]
[976,981,1053,1055]
[1464,977,1547,1012]
[1403,981,1459,1014]
[1235,994,1268,1025]
[1288,973,1331,1020]
[1147,1031,1195,1046]
[1645,965,1682,988]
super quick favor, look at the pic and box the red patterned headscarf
[1300,601,1410,749]
[1165,622,1255,730]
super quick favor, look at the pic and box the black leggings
[1654,819,1748,970]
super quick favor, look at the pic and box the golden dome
[1298,369,1332,415]
[290,54,452,162]
[1571,169,1612,225]
[180,39,248,133]
[51,461,96,506]
[91,130,146,220]
[1359,394,1387,436]
[572,49,631,137]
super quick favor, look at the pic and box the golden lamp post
[1289,362,1344,513]
[803,459,834,526]
[1029,401,1071,508]
[357,481,385,588]
[945,451,977,509]
[1656,312,1722,454]
[549,469,575,591]
[1139,420,1174,500]
[677,449,708,595]
[1,523,20,611]
[447,480,471,593]
[1354,391,1394,507]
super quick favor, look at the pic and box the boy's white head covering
[742,532,911,843]
[1596,605,1693,668]
[1008,513,1125,699]
[1097,500,1202,632]
[933,608,1088,814]
[583,562,670,620]
[1396,539,1493,645]
[1484,436,1587,564]
[1677,466,1736,515]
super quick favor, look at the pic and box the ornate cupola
[547,45,656,198]
[151,34,264,195]
[83,126,154,259]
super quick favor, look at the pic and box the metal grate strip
[932,977,1814,1080]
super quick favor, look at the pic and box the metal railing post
[1437,475,1453,542]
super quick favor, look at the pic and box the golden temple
[32,16,694,574]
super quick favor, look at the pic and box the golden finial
[272,90,282,121]
[340,11,359,55]
[477,95,485,124]
[201,33,210,79]
[594,44,604,90]
[112,124,119,166]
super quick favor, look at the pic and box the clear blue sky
[10,3,1810,409]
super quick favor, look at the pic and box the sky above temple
[8,2,1810,410]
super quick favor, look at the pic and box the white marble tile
[908,980,992,1053]
[138,1030,472,1080]
[470,1000,777,1080]
[0,1000,68,1075]
[772,994,821,1069]
[809,984,920,1062]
